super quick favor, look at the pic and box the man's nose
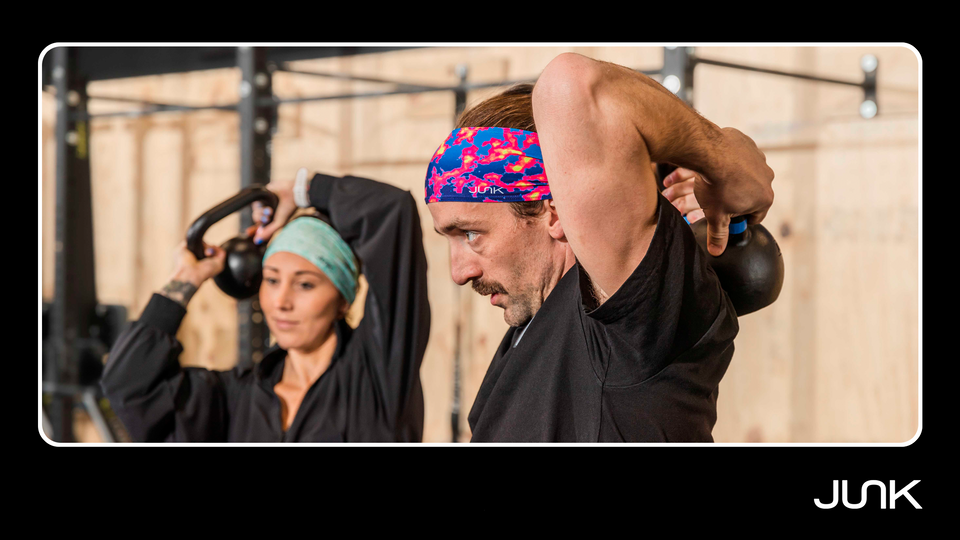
[449,244,481,286]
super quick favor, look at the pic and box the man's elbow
[533,53,603,118]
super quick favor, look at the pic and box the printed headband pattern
[425,127,552,203]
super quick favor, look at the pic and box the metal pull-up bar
[72,50,880,120]
[659,47,880,119]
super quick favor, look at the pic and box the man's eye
[465,231,478,242]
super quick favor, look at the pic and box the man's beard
[472,277,536,327]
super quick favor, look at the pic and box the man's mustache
[472,278,507,296]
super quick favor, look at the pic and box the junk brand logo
[814,480,921,509]
[469,186,505,195]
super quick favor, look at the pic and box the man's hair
[455,83,546,221]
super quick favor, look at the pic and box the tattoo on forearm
[160,280,198,308]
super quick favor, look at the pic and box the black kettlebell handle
[185,186,279,259]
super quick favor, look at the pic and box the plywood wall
[40,45,919,443]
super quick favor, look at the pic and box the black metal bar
[77,69,660,119]
[80,390,115,443]
[263,78,534,106]
[42,47,420,86]
[84,94,238,116]
[78,103,238,120]
[663,47,695,105]
[861,55,878,118]
[42,381,127,442]
[88,94,212,108]
[237,47,273,370]
[690,55,866,88]
[450,65,469,443]
[267,68,659,107]
[454,65,468,123]
[51,47,98,443]
[451,317,462,443]
[276,65,447,91]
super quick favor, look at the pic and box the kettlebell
[656,163,783,316]
[690,216,784,316]
[186,186,279,299]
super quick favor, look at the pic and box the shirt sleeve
[99,294,236,442]
[307,173,430,442]
[584,194,739,386]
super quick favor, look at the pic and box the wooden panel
[88,117,137,305]
[810,45,918,443]
[41,92,57,300]
[813,119,918,442]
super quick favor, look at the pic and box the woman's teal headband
[263,217,359,305]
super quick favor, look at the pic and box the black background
[31,22,938,525]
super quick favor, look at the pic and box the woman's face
[260,251,346,352]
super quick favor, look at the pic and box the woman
[100,171,430,442]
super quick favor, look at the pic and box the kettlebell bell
[690,216,784,316]
[656,163,783,316]
[185,186,279,299]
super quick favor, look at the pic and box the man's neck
[533,246,578,317]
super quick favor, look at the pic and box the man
[426,53,774,442]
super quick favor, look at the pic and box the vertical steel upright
[237,47,275,369]
[861,54,879,119]
[50,46,98,442]
[662,46,695,106]
[450,64,468,442]
[655,47,696,190]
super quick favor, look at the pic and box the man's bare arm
[532,53,773,298]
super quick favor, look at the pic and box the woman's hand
[252,170,311,245]
[159,241,227,307]
[661,167,705,224]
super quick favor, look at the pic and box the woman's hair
[455,83,547,222]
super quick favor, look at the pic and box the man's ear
[546,200,566,241]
